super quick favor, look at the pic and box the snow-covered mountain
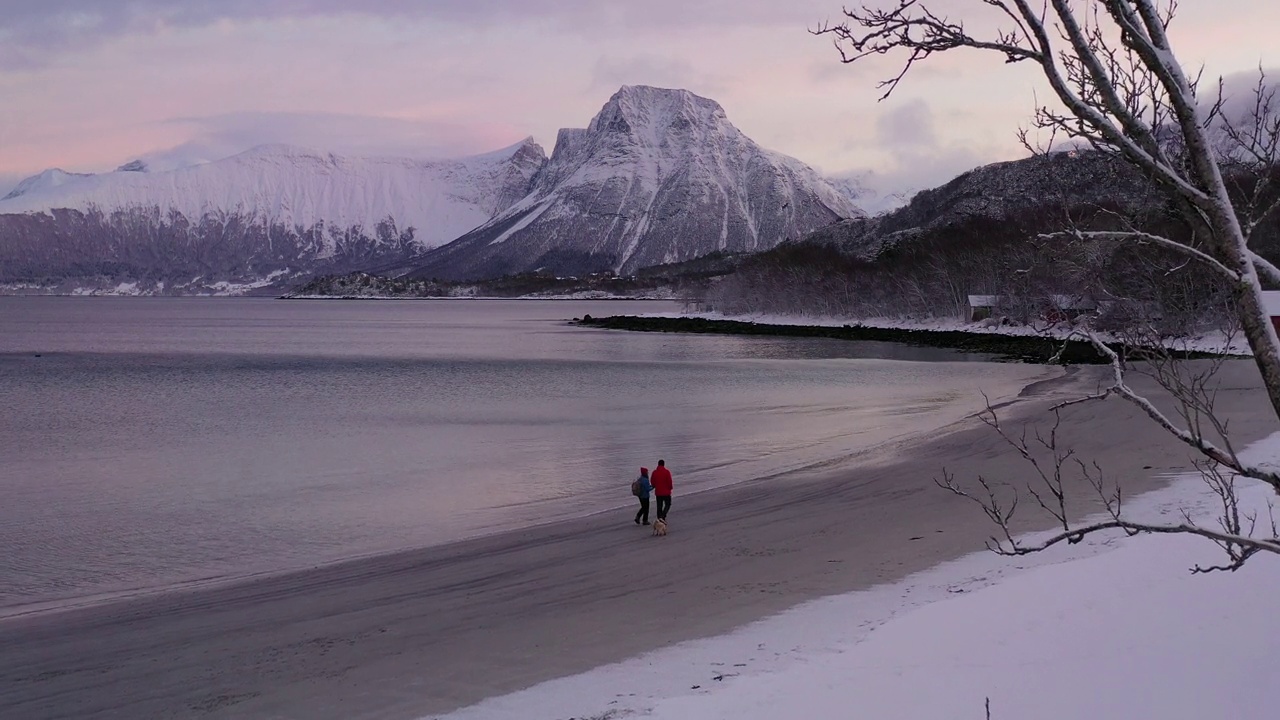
[0,138,547,248]
[0,139,547,294]
[405,86,862,280]
[827,175,914,216]
[2,169,94,202]
[0,86,871,293]
[793,149,1175,260]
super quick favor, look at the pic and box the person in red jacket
[650,459,673,521]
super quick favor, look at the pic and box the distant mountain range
[0,86,863,294]
[1,139,547,248]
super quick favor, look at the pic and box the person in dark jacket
[650,459,673,520]
[634,467,653,525]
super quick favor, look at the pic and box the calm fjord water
[1,298,1023,615]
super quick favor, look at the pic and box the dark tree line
[701,146,1280,338]
[0,205,421,292]
[702,164,1280,338]
[291,268,675,299]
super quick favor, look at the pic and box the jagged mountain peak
[472,135,546,164]
[402,86,862,280]
[588,86,729,142]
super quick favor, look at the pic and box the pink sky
[2,0,1278,196]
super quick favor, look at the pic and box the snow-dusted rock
[407,86,862,280]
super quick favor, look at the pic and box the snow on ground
[4,270,301,297]
[644,309,1253,356]
[286,290,679,301]
[69,282,141,297]
[524,288,680,301]
[200,269,295,296]
[432,435,1280,720]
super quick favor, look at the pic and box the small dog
[652,518,668,536]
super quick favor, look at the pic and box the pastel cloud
[0,0,808,68]
[2,0,1278,201]
[158,112,522,162]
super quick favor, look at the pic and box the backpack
[631,479,642,497]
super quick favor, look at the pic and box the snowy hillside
[796,150,1168,259]
[0,139,548,294]
[826,174,913,216]
[1,169,93,201]
[407,86,862,280]
[0,139,547,248]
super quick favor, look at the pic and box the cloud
[828,67,1280,206]
[838,98,1011,203]
[860,145,993,197]
[0,0,812,69]
[589,55,727,96]
[155,112,521,163]
[1212,67,1280,119]
[875,99,937,148]
[0,110,530,186]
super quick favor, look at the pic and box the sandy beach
[1,359,1275,720]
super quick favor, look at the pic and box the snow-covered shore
[283,291,682,301]
[639,309,1253,356]
[436,434,1280,720]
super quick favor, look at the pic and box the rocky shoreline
[572,315,1222,364]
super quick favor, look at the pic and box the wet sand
[1,360,1275,720]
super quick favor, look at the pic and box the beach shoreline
[0,357,1050,625]
[1,360,1274,720]
[574,313,1241,364]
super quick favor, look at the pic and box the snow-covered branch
[821,0,1280,435]
[1077,330,1280,491]
[939,391,1280,573]
[822,0,1280,571]
[1040,228,1240,281]
[983,516,1280,573]
[811,2,1041,100]
[1249,250,1280,286]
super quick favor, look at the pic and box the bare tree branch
[823,0,1280,571]
[1040,228,1240,281]
[1075,329,1280,491]
[1245,250,1280,287]
[938,393,1280,574]
[819,0,1280,421]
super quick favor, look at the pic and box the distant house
[966,294,1001,322]
[1095,298,1162,325]
[1262,291,1280,334]
[964,294,1097,323]
[1042,295,1098,323]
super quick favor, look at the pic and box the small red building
[1264,291,1280,335]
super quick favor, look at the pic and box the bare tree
[817,0,1280,567]
[939,327,1280,572]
